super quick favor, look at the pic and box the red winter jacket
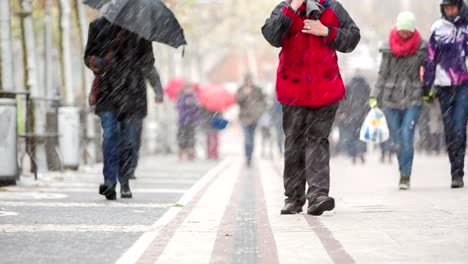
[262,0,360,108]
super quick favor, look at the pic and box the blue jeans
[98,112,143,185]
[242,123,257,162]
[384,106,422,177]
[436,84,468,178]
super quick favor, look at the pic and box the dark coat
[84,18,155,121]
[338,76,370,128]
[261,0,360,108]
[372,41,427,110]
[236,85,267,125]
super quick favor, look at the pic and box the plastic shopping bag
[359,108,390,144]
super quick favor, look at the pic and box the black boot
[451,177,464,189]
[280,202,303,215]
[99,183,117,200]
[307,196,335,216]
[121,183,133,199]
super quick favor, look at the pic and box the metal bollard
[0,98,18,185]
[58,106,81,170]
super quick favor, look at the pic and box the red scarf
[389,28,422,57]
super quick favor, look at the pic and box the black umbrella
[83,0,187,48]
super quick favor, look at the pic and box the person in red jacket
[262,0,360,216]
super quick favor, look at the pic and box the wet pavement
[0,134,467,263]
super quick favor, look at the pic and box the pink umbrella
[198,83,235,112]
[164,78,185,101]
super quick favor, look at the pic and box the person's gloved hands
[368,97,378,108]
[423,89,435,103]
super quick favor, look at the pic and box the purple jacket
[177,92,200,126]
[424,5,468,89]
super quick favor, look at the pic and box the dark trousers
[242,123,257,162]
[98,112,143,185]
[282,103,339,206]
[436,84,468,178]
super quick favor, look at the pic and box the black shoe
[399,177,411,190]
[280,202,303,215]
[121,183,133,199]
[307,197,335,216]
[99,183,117,200]
[451,177,464,189]
[129,174,136,180]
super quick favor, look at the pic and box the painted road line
[0,210,18,217]
[155,161,242,264]
[260,160,333,263]
[115,158,233,264]
[0,201,173,208]
[253,165,280,264]
[1,188,187,194]
[10,179,198,188]
[0,224,155,233]
[209,166,244,264]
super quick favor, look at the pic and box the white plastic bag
[359,108,390,144]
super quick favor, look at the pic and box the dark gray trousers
[282,103,339,206]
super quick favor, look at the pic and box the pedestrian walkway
[0,152,467,263]
[119,155,468,264]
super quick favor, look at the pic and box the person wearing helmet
[423,0,468,189]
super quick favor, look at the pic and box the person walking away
[337,74,370,164]
[259,106,274,159]
[176,84,200,161]
[369,12,427,190]
[262,0,360,215]
[423,0,468,188]
[236,74,267,167]
[85,19,160,200]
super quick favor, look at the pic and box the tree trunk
[0,0,14,91]
[19,0,48,173]
[74,0,97,164]
[58,0,74,106]
[44,0,54,98]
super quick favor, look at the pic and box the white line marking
[1,188,187,194]
[0,201,173,208]
[156,161,241,264]
[259,160,333,264]
[0,210,18,217]
[115,158,233,264]
[0,192,68,200]
[0,224,155,233]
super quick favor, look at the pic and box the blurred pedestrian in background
[259,102,274,159]
[262,0,360,215]
[370,11,427,190]
[200,108,221,160]
[337,74,370,164]
[176,84,200,161]
[236,73,267,167]
[423,0,468,189]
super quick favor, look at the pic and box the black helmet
[440,0,463,21]
[440,0,462,6]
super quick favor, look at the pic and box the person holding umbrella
[83,0,186,200]
[262,0,360,215]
